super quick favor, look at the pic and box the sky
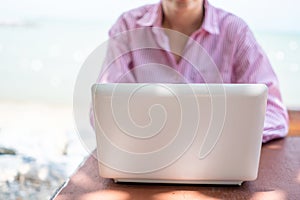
[0,0,299,32]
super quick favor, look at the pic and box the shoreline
[0,101,88,200]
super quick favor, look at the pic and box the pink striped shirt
[95,0,289,143]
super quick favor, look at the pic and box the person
[93,0,289,143]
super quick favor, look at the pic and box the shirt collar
[136,3,162,27]
[201,0,220,34]
[136,0,220,35]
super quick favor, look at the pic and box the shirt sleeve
[233,26,289,143]
[90,15,136,129]
[96,15,136,83]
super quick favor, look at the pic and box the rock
[0,147,16,155]
[0,129,87,200]
[0,155,22,182]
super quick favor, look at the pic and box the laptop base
[114,179,243,186]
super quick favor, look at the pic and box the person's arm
[90,15,136,129]
[96,15,136,83]
[233,26,289,143]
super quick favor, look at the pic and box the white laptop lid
[91,83,267,185]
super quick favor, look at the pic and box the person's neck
[162,2,204,36]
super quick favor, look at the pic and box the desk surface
[54,137,300,200]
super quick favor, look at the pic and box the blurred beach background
[0,0,299,199]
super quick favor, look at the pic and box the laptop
[91,83,267,185]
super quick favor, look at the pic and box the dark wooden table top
[54,137,300,200]
[288,110,300,136]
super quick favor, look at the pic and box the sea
[0,18,299,108]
